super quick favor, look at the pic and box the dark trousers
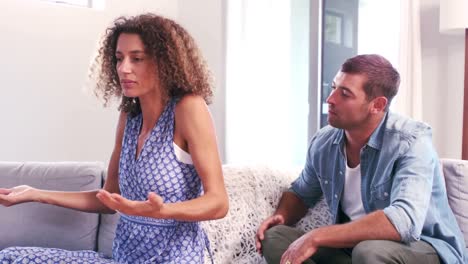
[261,225,440,264]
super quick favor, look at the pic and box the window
[320,0,401,127]
[40,0,105,9]
[225,0,401,165]
[226,0,310,166]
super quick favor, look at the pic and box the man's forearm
[275,191,309,225]
[309,210,401,248]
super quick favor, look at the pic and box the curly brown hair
[90,13,214,116]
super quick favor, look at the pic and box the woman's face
[115,33,159,98]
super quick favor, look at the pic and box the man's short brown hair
[341,54,400,110]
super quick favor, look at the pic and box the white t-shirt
[341,152,366,221]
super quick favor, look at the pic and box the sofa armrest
[440,158,468,249]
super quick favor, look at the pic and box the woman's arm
[0,111,126,214]
[164,95,229,220]
[97,96,228,221]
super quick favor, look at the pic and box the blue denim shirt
[291,112,468,264]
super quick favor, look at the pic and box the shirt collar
[332,112,389,150]
[367,112,388,150]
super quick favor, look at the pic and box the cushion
[440,158,468,248]
[201,164,332,264]
[0,162,103,251]
[97,212,119,257]
[96,170,119,257]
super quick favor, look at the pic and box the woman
[0,13,228,263]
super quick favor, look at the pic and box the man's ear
[370,96,388,114]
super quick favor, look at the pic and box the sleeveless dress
[0,99,211,264]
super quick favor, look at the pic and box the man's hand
[96,190,164,217]
[255,214,286,254]
[280,230,318,264]
[0,185,37,207]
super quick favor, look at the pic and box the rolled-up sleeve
[383,129,436,243]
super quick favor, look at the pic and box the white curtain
[394,0,423,120]
[226,0,302,165]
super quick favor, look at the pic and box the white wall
[0,0,179,162]
[176,0,226,162]
[420,0,465,159]
[0,0,227,162]
[1,0,463,162]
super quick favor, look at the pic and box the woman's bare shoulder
[175,95,207,111]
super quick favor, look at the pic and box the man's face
[326,72,373,130]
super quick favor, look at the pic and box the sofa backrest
[0,160,466,262]
[0,162,103,251]
[440,158,468,249]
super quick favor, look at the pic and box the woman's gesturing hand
[96,190,165,217]
[0,185,37,207]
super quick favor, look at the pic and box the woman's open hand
[96,190,165,218]
[0,185,37,207]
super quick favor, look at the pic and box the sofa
[0,159,467,263]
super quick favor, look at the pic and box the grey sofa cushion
[96,171,119,257]
[440,158,468,249]
[0,162,103,251]
[97,213,119,257]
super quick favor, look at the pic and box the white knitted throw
[201,165,332,264]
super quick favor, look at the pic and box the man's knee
[262,225,302,264]
[352,240,395,263]
[353,240,441,264]
[262,225,294,251]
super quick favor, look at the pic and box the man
[256,54,468,264]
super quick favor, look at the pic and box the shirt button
[339,171,343,175]
[324,180,328,184]
[334,194,338,199]
[384,192,389,197]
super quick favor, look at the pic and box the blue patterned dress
[0,99,211,263]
